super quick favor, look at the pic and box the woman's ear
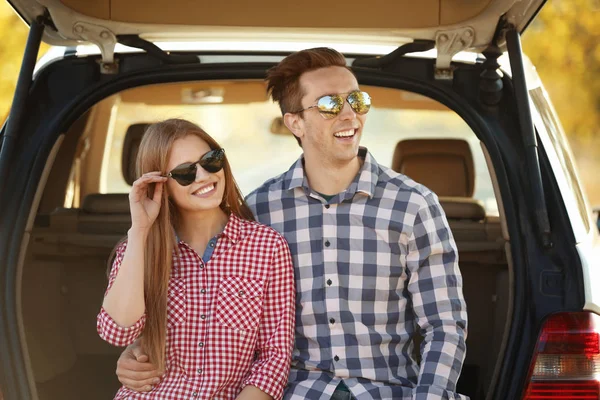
[283,112,304,141]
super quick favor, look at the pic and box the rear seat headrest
[439,197,486,220]
[82,193,130,214]
[392,139,475,197]
[122,123,151,186]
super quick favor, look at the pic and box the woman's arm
[97,172,166,345]
[101,172,166,326]
[241,236,296,400]
[97,240,148,346]
[102,228,149,327]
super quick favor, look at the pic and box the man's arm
[236,385,273,400]
[115,340,163,392]
[406,192,468,400]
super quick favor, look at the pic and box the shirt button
[197,368,203,374]
[200,314,206,320]
[200,264,204,269]
[209,242,215,247]
[239,290,245,296]
[198,342,204,347]
[324,240,331,247]
[192,392,198,397]
[327,279,332,286]
[334,355,340,362]
[329,318,335,324]
[325,204,330,209]
[200,289,206,294]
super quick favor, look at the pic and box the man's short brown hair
[266,47,349,116]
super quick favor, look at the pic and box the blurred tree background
[0,1,598,205]
[0,4,47,120]
[523,0,600,206]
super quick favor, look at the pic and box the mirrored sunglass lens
[317,95,343,118]
[348,91,371,114]
[200,149,225,173]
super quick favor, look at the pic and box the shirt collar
[175,212,244,246]
[282,157,306,191]
[354,148,380,198]
[283,146,380,199]
[219,212,243,244]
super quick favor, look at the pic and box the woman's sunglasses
[164,148,226,186]
[292,90,371,119]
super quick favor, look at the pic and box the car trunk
[3,1,592,400]
[8,0,545,50]
[18,73,512,400]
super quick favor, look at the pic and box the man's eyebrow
[312,93,332,102]
[312,89,360,102]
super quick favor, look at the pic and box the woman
[97,119,295,400]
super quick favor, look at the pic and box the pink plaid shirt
[97,214,295,399]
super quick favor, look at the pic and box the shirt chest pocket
[167,278,187,329]
[215,276,264,331]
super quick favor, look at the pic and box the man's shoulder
[376,164,436,203]
[245,171,288,205]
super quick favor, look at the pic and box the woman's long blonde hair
[132,118,254,370]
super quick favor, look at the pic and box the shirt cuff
[96,307,146,347]
[413,386,470,400]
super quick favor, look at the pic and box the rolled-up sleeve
[97,307,146,347]
[96,241,146,347]
[406,192,468,399]
[243,236,296,399]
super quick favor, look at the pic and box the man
[115,48,468,399]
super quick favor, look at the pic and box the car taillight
[523,312,600,399]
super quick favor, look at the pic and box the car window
[530,87,591,234]
[86,82,499,215]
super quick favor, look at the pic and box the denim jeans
[330,389,353,400]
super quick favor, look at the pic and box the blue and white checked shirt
[246,148,468,400]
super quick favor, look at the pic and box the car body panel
[9,0,544,52]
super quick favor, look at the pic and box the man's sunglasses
[164,148,226,186]
[292,91,371,119]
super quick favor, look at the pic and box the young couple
[97,47,468,400]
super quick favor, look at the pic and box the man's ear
[283,112,304,140]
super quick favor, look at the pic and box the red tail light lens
[523,312,600,400]
[525,381,599,399]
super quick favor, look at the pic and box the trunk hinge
[434,26,475,80]
[72,22,118,74]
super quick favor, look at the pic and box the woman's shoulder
[239,217,287,245]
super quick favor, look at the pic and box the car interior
[20,80,512,400]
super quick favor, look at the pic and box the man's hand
[235,385,273,400]
[116,341,163,392]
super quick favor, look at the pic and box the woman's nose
[194,163,211,181]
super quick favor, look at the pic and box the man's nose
[338,100,357,120]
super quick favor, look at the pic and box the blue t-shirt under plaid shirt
[245,147,468,400]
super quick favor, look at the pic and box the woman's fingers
[152,181,164,204]
[130,174,167,202]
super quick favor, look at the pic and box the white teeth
[194,183,214,195]
[334,129,355,138]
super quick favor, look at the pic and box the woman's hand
[129,172,168,232]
